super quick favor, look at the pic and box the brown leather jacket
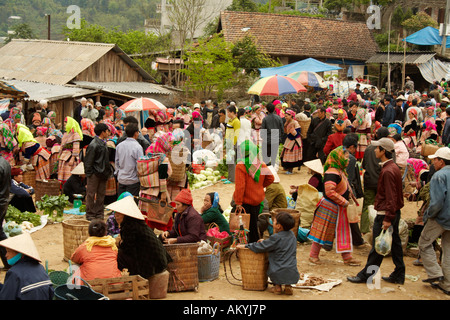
[374,159,404,222]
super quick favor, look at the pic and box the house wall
[74,51,144,83]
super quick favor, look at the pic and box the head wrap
[65,116,83,140]
[32,113,41,124]
[174,188,193,206]
[237,139,261,182]
[81,118,95,137]
[212,192,220,208]
[115,108,125,120]
[146,132,173,154]
[172,128,184,144]
[192,111,203,123]
[11,167,23,177]
[36,126,48,137]
[424,120,437,131]
[355,107,367,126]
[387,123,402,137]
[103,119,117,137]
[17,127,37,147]
[9,107,20,120]
[323,146,349,176]
[41,117,51,126]
[118,191,133,200]
[285,109,296,117]
[0,123,16,150]
[47,111,56,121]
[407,158,429,182]
[49,129,63,140]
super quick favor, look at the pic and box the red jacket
[233,163,275,206]
[324,132,345,156]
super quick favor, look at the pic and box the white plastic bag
[374,226,393,256]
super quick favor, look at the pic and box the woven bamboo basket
[238,248,269,291]
[164,243,199,292]
[297,119,311,139]
[168,148,187,182]
[270,208,301,237]
[88,275,149,300]
[62,217,91,262]
[22,170,36,189]
[35,179,61,202]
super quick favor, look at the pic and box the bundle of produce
[36,194,70,223]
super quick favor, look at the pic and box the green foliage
[0,0,160,39]
[323,0,393,11]
[5,23,35,43]
[181,33,237,98]
[36,194,70,223]
[402,12,438,33]
[231,34,280,75]
[6,206,41,227]
[227,0,259,12]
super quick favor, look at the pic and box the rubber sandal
[269,286,283,295]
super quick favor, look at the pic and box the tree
[401,12,438,33]
[5,23,35,44]
[231,34,280,75]
[227,0,259,12]
[181,33,236,98]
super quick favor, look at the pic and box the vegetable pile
[36,194,70,223]
[188,168,222,190]
[5,205,41,228]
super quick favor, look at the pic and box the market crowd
[0,76,449,299]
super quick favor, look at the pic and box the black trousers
[242,203,261,244]
[0,203,10,268]
[357,211,405,281]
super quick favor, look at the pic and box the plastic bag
[374,226,393,256]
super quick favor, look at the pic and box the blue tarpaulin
[403,26,450,48]
[259,58,342,78]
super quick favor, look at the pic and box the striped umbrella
[287,71,327,90]
[119,97,167,113]
[247,75,307,96]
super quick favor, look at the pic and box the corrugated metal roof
[73,81,175,95]
[4,79,97,102]
[366,51,436,64]
[0,39,154,85]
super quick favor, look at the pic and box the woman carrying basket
[233,139,275,243]
[307,146,361,266]
[280,109,302,175]
[58,117,82,185]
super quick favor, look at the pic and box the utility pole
[442,0,450,55]
[45,14,51,40]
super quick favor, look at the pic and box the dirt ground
[3,166,449,301]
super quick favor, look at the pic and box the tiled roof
[219,11,378,62]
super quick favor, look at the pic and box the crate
[87,275,149,300]
[198,243,220,282]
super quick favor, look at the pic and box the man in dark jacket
[0,154,11,269]
[83,123,112,221]
[382,96,395,127]
[305,107,332,163]
[348,137,405,285]
[261,103,284,165]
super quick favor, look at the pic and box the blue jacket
[424,166,450,230]
[246,230,300,285]
[382,103,395,127]
[0,257,54,300]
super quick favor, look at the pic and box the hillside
[0,0,160,40]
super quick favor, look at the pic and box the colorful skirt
[32,148,51,180]
[281,140,302,168]
[307,198,352,253]
[355,129,371,160]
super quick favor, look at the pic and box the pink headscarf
[146,132,174,154]
[407,158,429,181]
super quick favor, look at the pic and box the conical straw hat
[303,159,324,175]
[267,165,280,183]
[71,162,84,175]
[0,232,41,262]
[106,195,145,220]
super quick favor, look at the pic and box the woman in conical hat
[106,196,172,280]
[0,233,54,300]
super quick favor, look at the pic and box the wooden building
[0,39,176,122]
